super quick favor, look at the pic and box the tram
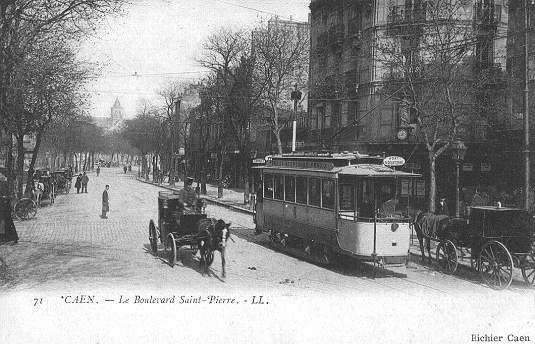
[254,152,421,267]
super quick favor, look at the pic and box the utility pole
[524,0,531,211]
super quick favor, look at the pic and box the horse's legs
[426,238,432,264]
[199,247,206,276]
[415,225,426,263]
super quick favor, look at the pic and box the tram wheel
[148,220,158,253]
[436,240,458,274]
[479,241,513,290]
[521,253,535,285]
[168,233,177,267]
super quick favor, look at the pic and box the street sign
[252,158,266,164]
[383,156,406,167]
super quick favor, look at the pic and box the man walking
[96,165,100,177]
[101,185,110,219]
[75,173,82,194]
[81,172,89,193]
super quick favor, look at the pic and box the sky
[80,0,310,119]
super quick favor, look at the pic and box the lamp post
[524,0,533,211]
[451,140,467,218]
[290,84,302,152]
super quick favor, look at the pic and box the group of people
[74,172,89,194]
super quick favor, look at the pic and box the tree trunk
[200,151,207,195]
[275,130,283,155]
[74,153,78,173]
[217,151,224,198]
[169,155,176,186]
[428,153,436,213]
[15,135,25,198]
[6,134,15,197]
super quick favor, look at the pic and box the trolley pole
[524,0,531,212]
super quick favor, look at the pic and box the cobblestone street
[1,167,535,344]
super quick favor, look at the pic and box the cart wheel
[521,253,535,285]
[148,220,158,253]
[167,233,177,267]
[479,241,513,290]
[436,240,458,274]
[14,198,37,220]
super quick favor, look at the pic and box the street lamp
[290,84,302,152]
[450,140,467,218]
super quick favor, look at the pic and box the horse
[413,211,450,264]
[32,180,44,206]
[195,218,231,278]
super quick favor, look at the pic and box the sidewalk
[133,173,254,215]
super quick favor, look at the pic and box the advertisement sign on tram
[383,156,406,167]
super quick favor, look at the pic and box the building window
[285,176,295,202]
[264,174,273,198]
[322,179,335,209]
[296,177,307,204]
[309,178,321,206]
[274,175,284,200]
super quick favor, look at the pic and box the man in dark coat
[101,185,110,219]
[0,197,18,244]
[75,174,82,193]
[81,172,89,193]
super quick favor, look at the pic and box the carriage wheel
[148,220,158,253]
[14,198,37,220]
[521,254,535,285]
[479,241,513,290]
[167,233,177,267]
[436,240,458,274]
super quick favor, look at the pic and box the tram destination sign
[268,159,334,170]
[383,156,406,167]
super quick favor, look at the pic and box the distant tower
[110,98,125,124]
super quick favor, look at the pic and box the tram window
[274,175,284,200]
[309,178,321,206]
[296,177,307,204]
[339,184,355,211]
[264,174,273,199]
[357,179,375,220]
[322,180,335,209]
[285,176,295,202]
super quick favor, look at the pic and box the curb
[135,177,254,215]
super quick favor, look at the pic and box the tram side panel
[263,199,338,247]
[337,221,410,263]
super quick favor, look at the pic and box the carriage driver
[175,177,197,207]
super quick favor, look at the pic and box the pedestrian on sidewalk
[96,165,100,177]
[437,197,449,216]
[81,172,89,193]
[75,173,82,194]
[123,166,127,174]
[101,185,110,219]
[0,196,18,244]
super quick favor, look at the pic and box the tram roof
[335,164,421,177]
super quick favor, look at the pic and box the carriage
[34,175,55,206]
[51,170,72,194]
[414,206,535,290]
[254,152,421,268]
[148,191,207,266]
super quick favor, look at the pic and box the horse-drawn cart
[52,170,72,194]
[415,206,535,290]
[148,191,207,266]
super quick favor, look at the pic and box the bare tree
[252,19,309,154]
[375,0,488,212]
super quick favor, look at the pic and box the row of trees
[0,1,127,197]
[121,19,309,198]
